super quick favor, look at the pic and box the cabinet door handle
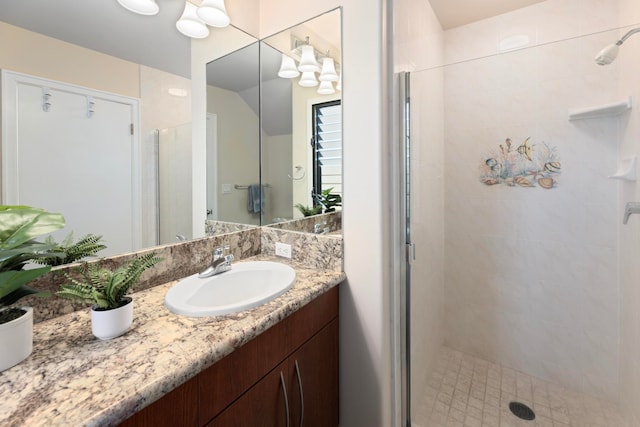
[280,371,290,427]
[294,360,304,427]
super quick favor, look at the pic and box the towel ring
[288,166,306,181]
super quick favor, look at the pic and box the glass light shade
[176,2,210,39]
[319,58,339,82]
[298,45,320,73]
[197,0,230,28]
[117,0,159,15]
[298,71,318,87]
[336,72,342,91]
[278,55,300,79]
[317,80,335,95]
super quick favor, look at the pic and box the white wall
[617,0,640,424]
[441,0,623,400]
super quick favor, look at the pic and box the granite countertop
[0,257,345,427]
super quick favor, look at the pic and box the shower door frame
[396,70,413,427]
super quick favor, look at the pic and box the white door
[1,71,141,256]
[206,113,218,221]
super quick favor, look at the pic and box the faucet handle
[213,245,230,259]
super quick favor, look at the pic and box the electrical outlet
[275,242,292,258]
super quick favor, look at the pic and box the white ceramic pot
[90,297,133,340]
[0,307,33,372]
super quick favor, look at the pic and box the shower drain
[509,401,536,421]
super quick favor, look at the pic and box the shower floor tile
[412,347,628,427]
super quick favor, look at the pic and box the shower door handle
[406,243,416,264]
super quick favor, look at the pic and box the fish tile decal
[480,138,561,189]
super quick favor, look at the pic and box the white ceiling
[0,1,546,79]
[429,0,546,29]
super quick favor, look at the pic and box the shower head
[595,43,620,65]
[595,27,640,65]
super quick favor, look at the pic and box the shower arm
[616,27,640,45]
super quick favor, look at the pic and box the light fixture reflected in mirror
[298,45,320,72]
[299,71,319,87]
[278,54,300,78]
[317,80,335,95]
[319,58,339,82]
[116,0,230,38]
[197,0,231,28]
[277,36,341,95]
[176,2,209,39]
[116,0,159,15]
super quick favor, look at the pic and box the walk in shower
[395,1,640,425]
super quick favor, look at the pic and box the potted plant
[35,232,106,266]
[56,252,162,340]
[294,203,322,217]
[0,205,65,371]
[314,187,342,213]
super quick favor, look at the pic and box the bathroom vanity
[0,257,344,427]
[121,285,338,427]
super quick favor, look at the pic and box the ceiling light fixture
[176,2,209,38]
[116,0,230,38]
[117,0,159,15]
[277,36,341,95]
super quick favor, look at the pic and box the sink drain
[509,401,535,421]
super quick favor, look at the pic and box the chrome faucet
[199,245,234,278]
[313,222,330,234]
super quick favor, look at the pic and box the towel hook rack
[234,184,271,189]
[288,165,306,181]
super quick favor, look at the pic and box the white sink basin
[164,261,296,317]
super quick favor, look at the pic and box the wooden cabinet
[120,286,339,427]
[119,376,199,427]
[207,319,338,427]
[288,319,339,427]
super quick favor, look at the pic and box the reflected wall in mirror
[205,42,261,228]
[260,9,342,227]
[204,9,342,233]
[0,7,193,256]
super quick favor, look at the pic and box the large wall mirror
[0,3,341,263]
[205,9,342,232]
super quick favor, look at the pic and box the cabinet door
[118,376,198,427]
[207,360,289,427]
[199,318,289,425]
[289,319,339,427]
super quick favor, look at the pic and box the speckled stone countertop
[0,256,345,427]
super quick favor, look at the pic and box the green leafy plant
[0,206,65,323]
[56,252,162,310]
[294,203,322,217]
[35,233,106,266]
[314,187,342,213]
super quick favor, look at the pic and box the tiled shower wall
[617,0,640,424]
[442,0,626,401]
